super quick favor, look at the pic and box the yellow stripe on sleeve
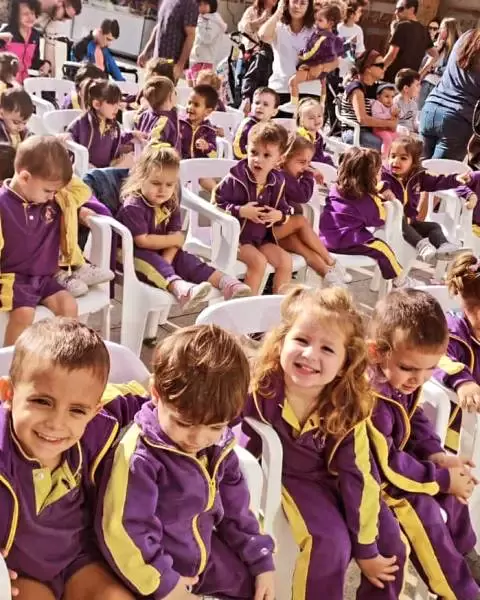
[354,422,380,546]
[437,355,469,376]
[233,121,248,159]
[299,35,326,63]
[101,381,149,405]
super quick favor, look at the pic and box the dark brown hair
[84,79,122,111]
[316,0,344,25]
[389,135,422,177]
[100,18,119,38]
[345,1,361,20]
[253,86,280,108]
[0,52,19,83]
[152,324,250,424]
[446,252,480,302]
[192,84,219,110]
[145,58,176,84]
[15,135,73,185]
[395,68,420,91]
[143,75,175,112]
[74,63,108,93]
[10,318,110,385]
[284,134,315,160]
[457,29,480,71]
[0,88,34,120]
[248,121,289,153]
[282,0,315,29]
[337,147,382,198]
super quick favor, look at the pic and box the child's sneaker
[465,549,480,584]
[323,267,347,288]
[279,100,297,115]
[416,238,437,264]
[222,280,252,300]
[393,274,423,289]
[171,280,212,311]
[56,271,88,297]
[332,260,352,283]
[436,242,466,260]
[75,263,115,286]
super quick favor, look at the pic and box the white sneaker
[416,238,437,264]
[279,101,297,115]
[435,242,466,260]
[323,267,347,288]
[176,281,212,311]
[75,263,114,286]
[332,261,352,283]
[393,274,424,289]
[56,271,88,297]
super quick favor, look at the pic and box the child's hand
[169,232,185,248]
[465,193,478,211]
[457,381,480,412]
[448,466,476,502]
[391,106,400,119]
[261,206,284,226]
[310,168,324,185]
[1,550,19,597]
[429,452,475,470]
[195,138,210,152]
[254,571,275,600]
[239,202,268,223]
[214,126,225,138]
[457,172,472,185]
[241,98,251,117]
[39,62,51,76]
[356,554,399,589]
[78,206,96,226]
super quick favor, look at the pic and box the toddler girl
[242,286,405,600]
[118,145,251,310]
[371,83,399,157]
[382,136,470,264]
[368,288,480,599]
[319,146,410,288]
[296,97,334,166]
[0,52,19,96]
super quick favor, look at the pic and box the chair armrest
[66,140,89,178]
[422,379,457,446]
[86,215,114,273]
[0,554,11,600]
[30,94,54,117]
[216,137,233,159]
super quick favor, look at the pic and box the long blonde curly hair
[251,286,373,438]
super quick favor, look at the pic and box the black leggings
[402,218,448,249]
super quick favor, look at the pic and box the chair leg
[370,266,381,292]
[145,311,162,340]
[120,304,149,356]
[434,259,448,282]
[100,304,111,341]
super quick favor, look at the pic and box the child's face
[1,109,28,135]
[6,364,104,469]
[16,173,66,204]
[186,92,212,123]
[251,92,278,122]
[18,2,37,29]
[280,315,346,394]
[299,104,323,132]
[154,396,228,455]
[141,165,178,205]
[461,299,480,338]
[388,145,413,177]
[198,0,211,14]
[284,148,314,178]
[98,30,115,49]
[404,80,420,100]
[247,141,282,181]
[94,100,120,121]
[378,89,395,108]
[316,15,334,30]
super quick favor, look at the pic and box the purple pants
[282,477,407,600]
[385,490,478,599]
[0,274,64,311]
[330,238,403,280]
[134,248,215,289]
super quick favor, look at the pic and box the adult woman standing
[340,49,397,150]
[420,28,480,160]
[418,17,462,110]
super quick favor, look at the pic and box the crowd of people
[0,0,479,599]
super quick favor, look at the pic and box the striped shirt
[340,80,372,131]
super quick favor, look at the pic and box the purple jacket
[282,169,314,207]
[0,382,148,586]
[319,184,386,250]
[242,374,381,560]
[368,377,450,495]
[233,116,259,160]
[134,107,181,152]
[297,126,334,166]
[298,28,345,68]
[212,159,291,245]
[179,118,217,159]
[455,171,480,227]
[381,166,462,220]
[118,194,181,238]
[95,400,275,599]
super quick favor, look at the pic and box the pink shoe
[222,281,252,300]
[176,281,212,311]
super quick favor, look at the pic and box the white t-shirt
[337,23,365,80]
[268,22,318,95]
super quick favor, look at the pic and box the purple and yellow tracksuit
[134,107,181,152]
[233,116,259,160]
[455,171,480,236]
[282,168,314,215]
[95,399,275,599]
[241,374,408,600]
[179,118,217,159]
[0,118,29,148]
[368,377,478,600]
[117,194,214,289]
[0,382,149,599]
[319,184,402,279]
[297,28,344,70]
[297,126,334,166]
[212,159,291,246]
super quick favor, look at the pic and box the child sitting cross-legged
[0,87,33,147]
[1,317,148,600]
[118,145,251,310]
[234,87,280,159]
[95,324,276,600]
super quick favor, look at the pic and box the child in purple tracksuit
[214,121,293,295]
[196,69,227,111]
[242,286,406,600]
[96,325,276,600]
[0,88,33,147]
[296,97,334,166]
[319,146,408,287]
[381,136,469,264]
[233,87,279,159]
[368,289,480,599]
[0,318,147,600]
[134,75,181,152]
[61,63,108,110]
[118,145,251,310]
[455,170,480,238]
[180,84,218,159]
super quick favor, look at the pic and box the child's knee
[9,306,35,327]
[52,292,78,317]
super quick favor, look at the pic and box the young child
[289,1,345,106]
[381,136,468,263]
[456,169,480,238]
[61,63,108,110]
[0,142,15,183]
[0,317,148,600]
[95,324,276,600]
[242,286,406,600]
[196,69,227,111]
[118,145,251,309]
[368,288,480,600]
[0,88,33,147]
[0,52,19,96]
[277,135,350,286]
[319,147,410,288]
[188,0,227,86]
[393,69,421,134]
[180,85,218,159]
[233,87,279,159]
[134,75,180,152]
[214,121,293,295]
[67,79,141,168]
[371,82,399,157]
[296,97,334,166]
[126,57,176,111]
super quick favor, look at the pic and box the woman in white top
[337,1,365,81]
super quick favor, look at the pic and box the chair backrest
[180,158,236,194]
[216,136,233,159]
[176,86,192,106]
[123,110,137,131]
[422,158,471,175]
[0,555,10,600]
[24,77,74,103]
[44,109,82,134]
[29,94,55,117]
[209,111,241,142]
[28,113,47,135]
[67,140,89,178]
[117,80,139,97]
[311,161,337,186]
[273,118,296,133]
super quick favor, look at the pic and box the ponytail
[446,252,480,300]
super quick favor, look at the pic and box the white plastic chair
[273,118,296,133]
[0,555,9,600]
[306,161,337,229]
[209,109,243,142]
[24,77,74,106]
[122,109,137,131]
[29,94,55,117]
[324,136,350,164]
[116,80,139,97]
[215,136,233,159]
[335,95,361,146]
[66,140,90,178]
[43,109,82,134]
[27,114,47,135]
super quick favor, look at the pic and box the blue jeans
[418,80,435,112]
[419,102,472,160]
[341,128,382,151]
